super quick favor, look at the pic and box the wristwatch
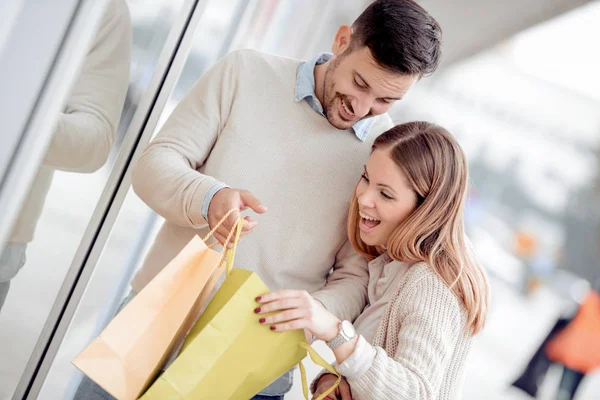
[326,320,356,350]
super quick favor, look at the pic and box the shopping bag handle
[202,208,240,243]
[225,217,243,277]
[201,208,244,275]
[299,342,342,400]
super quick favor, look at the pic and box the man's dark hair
[351,0,442,77]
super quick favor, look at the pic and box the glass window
[0,0,185,398]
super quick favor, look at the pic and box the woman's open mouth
[359,211,381,233]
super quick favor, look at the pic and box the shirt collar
[294,52,374,141]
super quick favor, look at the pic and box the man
[81,1,442,398]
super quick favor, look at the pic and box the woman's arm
[336,274,466,400]
[256,271,467,400]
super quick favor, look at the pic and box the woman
[255,121,490,399]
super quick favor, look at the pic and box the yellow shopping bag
[141,221,341,400]
[72,209,243,400]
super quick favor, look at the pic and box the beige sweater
[130,49,393,323]
[9,0,131,244]
[316,257,472,400]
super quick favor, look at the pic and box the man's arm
[311,240,369,322]
[44,0,131,173]
[131,50,240,228]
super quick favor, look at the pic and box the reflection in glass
[0,0,131,312]
[0,0,181,398]
[0,1,132,397]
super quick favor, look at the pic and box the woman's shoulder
[394,261,467,320]
[406,261,453,289]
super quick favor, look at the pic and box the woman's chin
[359,231,379,247]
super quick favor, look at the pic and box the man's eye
[354,79,366,88]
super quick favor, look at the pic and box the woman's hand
[312,374,353,400]
[255,289,341,341]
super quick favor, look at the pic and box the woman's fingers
[259,308,308,325]
[312,375,340,400]
[254,297,305,314]
[338,379,353,400]
[269,319,308,332]
[256,289,306,304]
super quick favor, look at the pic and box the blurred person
[72,1,443,399]
[0,0,131,311]
[546,289,600,400]
[257,122,490,400]
[511,287,600,399]
[511,317,573,398]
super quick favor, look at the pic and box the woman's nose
[357,190,375,208]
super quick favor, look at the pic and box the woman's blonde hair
[348,121,489,334]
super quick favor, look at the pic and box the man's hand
[312,374,352,400]
[207,188,267,247]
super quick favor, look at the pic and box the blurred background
[0,0,599,399]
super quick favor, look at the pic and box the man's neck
[313,61,328,106]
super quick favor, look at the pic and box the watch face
[341,320,355,337]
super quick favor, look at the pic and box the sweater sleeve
[44,0,131,173]
[342,273,466,400]
[312,239,369,322]
[131,51,240,228]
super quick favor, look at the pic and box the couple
[77,1,489,399]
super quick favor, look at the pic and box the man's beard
[322,61,337,121]
[322,59,354,130]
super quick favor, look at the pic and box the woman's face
[355,149,419,247]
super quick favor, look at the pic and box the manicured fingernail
[259,318,266,323]
[254,307,261,313]
[270,326,276,331]
[255,296,262,302]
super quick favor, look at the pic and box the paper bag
[141,221,340,400]
[72,210,243,400]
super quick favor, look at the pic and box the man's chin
[327,115,356,130]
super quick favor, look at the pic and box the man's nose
[351,96,371,118]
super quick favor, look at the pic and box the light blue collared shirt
[294,52,374,141]
[201,53,375,220]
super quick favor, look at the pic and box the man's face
[322,46,418,130]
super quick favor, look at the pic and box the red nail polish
[270,326,276,331]
[254,307,261,313]
[255,296,262,301]
[259,318,266,323]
